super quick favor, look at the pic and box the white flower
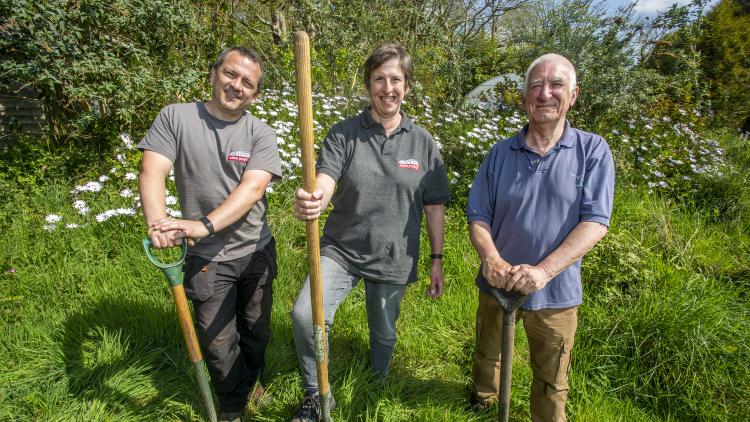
[120,189,133,198]
[124,172,137,181]
[45,214,62,223]
[99,175,109,183]
[95,210,117,222]
[43,224,57,232]
[165,195,178,206]
[72,181,103,194]
[73,200,89,215]
[65,223,80,229]
[166,208,182,218]
[120,133,135,149]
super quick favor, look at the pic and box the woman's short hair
[364,43,413,90]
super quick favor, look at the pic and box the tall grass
[2,176,748,420]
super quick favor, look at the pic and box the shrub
[0,0,209,145]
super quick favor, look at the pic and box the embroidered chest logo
[227,150,250,163]
[398,159,420,171]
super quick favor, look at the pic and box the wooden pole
[171,284,217,422]
[141,240,217,422]
[293,30,333,422]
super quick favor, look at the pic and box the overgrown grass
[1,90,748,420]
[2,173,748,421]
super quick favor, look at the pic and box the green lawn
[1,181,748,421]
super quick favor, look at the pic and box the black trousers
[183,237,277,413]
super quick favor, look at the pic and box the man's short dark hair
[364,43,413,90]
[212,47,264,94]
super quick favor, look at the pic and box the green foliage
[1,1,750,419]
[496,0,643,127]
[641,1,711,120]
[0,0,209,144]
[699,0,750,131]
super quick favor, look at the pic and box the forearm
[139,153,171,226]
[205,170,272,232]
[424,204,445,254]
[538,221,608,277]
[315,172,336,211]
[469,221,506,265]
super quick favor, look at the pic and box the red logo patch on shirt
[398,159,420,171]
[227,150,250,163]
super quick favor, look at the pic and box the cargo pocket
[528,331,570,390]
[183,256,216,301]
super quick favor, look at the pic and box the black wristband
[199,216,215,236]
[429,253,443,260]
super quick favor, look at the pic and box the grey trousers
[291,256,407,395]
[184,238,277,413]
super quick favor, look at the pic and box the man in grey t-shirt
[139,47,282,422]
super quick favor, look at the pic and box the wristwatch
[199,216,215,236]
[429,253,443,260]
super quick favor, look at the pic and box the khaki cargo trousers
[472,290,578,422]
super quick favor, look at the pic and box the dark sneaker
[290,394,336,422]
[219,410,244,422]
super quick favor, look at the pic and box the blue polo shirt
[467,121,615,310]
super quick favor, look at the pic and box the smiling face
[522,58,579,127]
[207,51,262,121]
[367,58,410,124]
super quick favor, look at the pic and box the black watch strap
[430,253,443,260]
[199,216,215,236]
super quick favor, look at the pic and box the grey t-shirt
[318,108,451,283]
[138,102,282,261]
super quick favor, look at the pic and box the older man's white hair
[523,54,577,94]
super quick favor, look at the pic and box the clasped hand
[482,257,553,296]
[147,217,209,249]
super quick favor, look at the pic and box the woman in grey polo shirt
[289,43,451,422]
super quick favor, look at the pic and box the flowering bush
[42,89,731,230]
[601,109,729,196]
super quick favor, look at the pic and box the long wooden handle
[171,284,217,422]
[171,285,203,362]
[294,30,332,419]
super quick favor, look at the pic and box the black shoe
[290,394,336,422]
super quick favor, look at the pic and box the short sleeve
[138,106,178,162]
[580,138,615,226]
[316,124,348,182]
[422,136,451,205]
[247,122,283,181]
[466,147,498,226]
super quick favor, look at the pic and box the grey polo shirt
[138,102,282,262]
[318,108,451,284]
[467,121,614,310]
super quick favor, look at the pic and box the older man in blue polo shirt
[466,53,615,421]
